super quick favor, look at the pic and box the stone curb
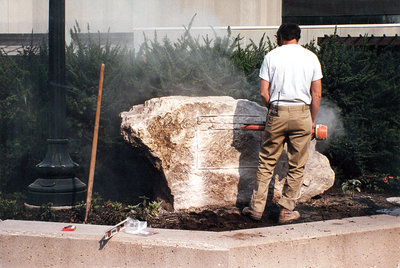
[0,215,399,267]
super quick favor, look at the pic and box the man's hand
[310,79,322,126]
[260,79,270,107]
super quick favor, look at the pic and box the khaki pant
[250,105,312,212]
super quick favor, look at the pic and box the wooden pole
[84,63,105,223]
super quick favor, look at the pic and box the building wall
[0,0,282,33]
[0,0,48,33]
[0,0,399,48]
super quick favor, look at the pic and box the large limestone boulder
[120,96,335,210]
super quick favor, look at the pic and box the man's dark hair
[277,23,301,44]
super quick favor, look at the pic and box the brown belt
[269,104,310,111]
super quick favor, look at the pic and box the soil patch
[15,186,399,231]
[147,186,399,231]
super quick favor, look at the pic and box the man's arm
[310,79,322,127]
[260,79,270,107]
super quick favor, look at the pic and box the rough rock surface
[120,96,335,210]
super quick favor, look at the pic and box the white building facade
[0,0,399,48]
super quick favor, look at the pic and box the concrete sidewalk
[0,215,399,267]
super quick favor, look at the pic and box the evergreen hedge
[1,26,399,201]
[319,36,400,179]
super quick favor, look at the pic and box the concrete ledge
[0,215,399,267]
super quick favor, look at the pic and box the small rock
[386,197,400,206]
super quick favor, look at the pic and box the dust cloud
[315,99,344,150]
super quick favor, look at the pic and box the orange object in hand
[313,124,328,140]
[240,124,265,131]
[241,123,328,141]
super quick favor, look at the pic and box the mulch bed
[13,185,399,232]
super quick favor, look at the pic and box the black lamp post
[27,0,87,207]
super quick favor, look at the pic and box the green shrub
[341,179,362,195]
[39,202,57,221]
[98,201,125,225]
[360,174,400,194]
[0,44,48,192]
[318,35,400,182]
[0,192,23,219]
[231,33,275,102]
[126,196,162,221]
[134,20,256,99]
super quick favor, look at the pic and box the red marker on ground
[62,225,76,231]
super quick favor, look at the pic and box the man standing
[242,23,322,223]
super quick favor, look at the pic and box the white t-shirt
[259,44,323,105]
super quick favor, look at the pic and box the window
[282,0,400,25]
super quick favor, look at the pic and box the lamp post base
[27,177,87,207]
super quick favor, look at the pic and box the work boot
[279,208,300,223]
[242,207,262,221]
